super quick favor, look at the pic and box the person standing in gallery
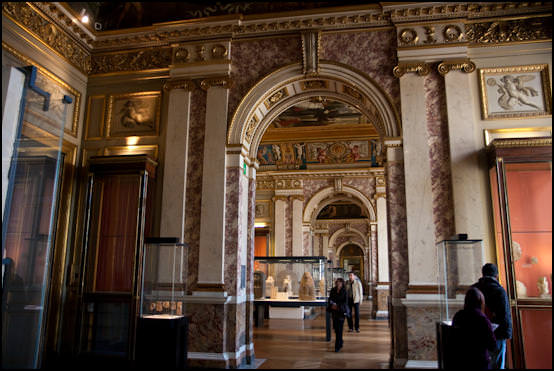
[472,263,513,369]
[451,287,497,369]
[327,278,350,352]
[346,272,363,333]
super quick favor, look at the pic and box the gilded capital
[393,62,430,78]
[200,76,233,90]
[290,195,305,202]
[437,59,476,76]
[163,79,196,91]
[272,195,289,202]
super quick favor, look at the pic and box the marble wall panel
[351,222,369,237]
[343,177,375,201]
[392,304,408,368]
[229,36,302,123]
[226,302,247,353]
[320,30,401,117]
[424,70,455,243]
[184,89,207,292]
[186,302,226,353]
[406,305,442,360]
[303,230,311,256]
[303,178,332,207]
[285,199,292,256]
[327,223,342,239]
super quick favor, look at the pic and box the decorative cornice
[393,61,430,78]
[275,179,303,190]
[437,58,476,76]
[33,2,95,47]
[200,76,233,90]
[2,2,91,74]
[289,195,305,202]
[465,15,552,45]
[272,195,289,202]
[488,137,552,148]
[163,79,196,91]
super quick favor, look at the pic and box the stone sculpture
[537,276,550,298]
[266,276,276,299]
[298,271,316,300]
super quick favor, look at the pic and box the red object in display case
[487,137,552,370]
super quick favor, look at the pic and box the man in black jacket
[472,263,512,369]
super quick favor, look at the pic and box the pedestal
[136,315,189,369]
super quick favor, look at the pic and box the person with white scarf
[346,272,363,332]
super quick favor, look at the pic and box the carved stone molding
[256,179,275,190]
[90,48,172,75]
[334,178,343,192]
[393,62,430,78]
[244,115,258,143]
[163,79,196,91]
[437,59,476,76]
[272,195,289,202]
[171,42,230,65]
[466,16,552,45]
[275,179,303,190]
[373,192,387,200]
[3,2,91,74]
[200,76,233,90]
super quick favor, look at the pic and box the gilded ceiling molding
[392,62,430,78]
[90,48,172,76]
[2,2,91,74]
[465,16,552,45]
[162,79,196,91]
[171,42,230,65]
[488,137,552,148]
[199,76,233,90]
[437,59,476,76]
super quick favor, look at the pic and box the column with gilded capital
[374,171,390,318]
[439,60,486,271]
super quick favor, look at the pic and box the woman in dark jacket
[451,287,497,369]
[327,277,350,352]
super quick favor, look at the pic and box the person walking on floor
[472,263,513,369]
[327,277,350,352]
[346,272,363,333]
[451,287,497,369]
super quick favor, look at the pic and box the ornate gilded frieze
[244,115,259,143]
[171,42,230,65]
[3,2,91,74]
[465,16,552,45]
[256,179,275,190]
[437,59,476,76]
[396,22,467,49]
[393,62,431,78]
[264,88,289,109]
[90,48,172,75]
[275,179,303,190]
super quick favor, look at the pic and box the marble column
[313,231,321,256]
[443,68,485,279]
[291,195,304,256]
[322,233,330,262]
[369,225,378,318]
[302,225,311,256]
[273,196,287,256]
[197,85,229,287]
[245,162,257,364]
[400,73,437,287]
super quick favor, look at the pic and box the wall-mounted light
[80,8,89,24]
[126,136,139,146]
[254,222,268,228]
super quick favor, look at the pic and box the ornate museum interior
[2,1,552,369]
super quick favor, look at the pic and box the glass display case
[253,256,328,301]
[79,155,157,360]
[436,235,483,323]
[326,266,347,294]
[140,238,188,318]
[487,137,552,369]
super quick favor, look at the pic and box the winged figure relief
[487,75,541,111]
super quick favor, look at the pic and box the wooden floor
[253,301,391,369]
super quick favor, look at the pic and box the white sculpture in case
[298,272,316,300]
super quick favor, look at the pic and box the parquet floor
[253,301,391,369]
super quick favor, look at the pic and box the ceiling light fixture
[80,8,89,24]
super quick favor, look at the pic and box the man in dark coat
[472,263,512,369]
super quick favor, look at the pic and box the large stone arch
[329,226,368,250]
[227,61,401,158]
[303,186,376,224]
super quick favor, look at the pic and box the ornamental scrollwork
[90,48,172,75]
[3,2,91,74]
[437,59,476,76]
[465,17,552,45]
[393,62,430,78]
[199,76,233,90]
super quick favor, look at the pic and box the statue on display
[512,241,522,261]
[537,276,550,298]
[319,278,326,296]
[254,271,266,299]
[516,280,527,298]
[266,276,275,299]
[298,272,316,300]
[282,275,292,294]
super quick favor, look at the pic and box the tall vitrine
[487,137,552,369]
[78,155,156,362]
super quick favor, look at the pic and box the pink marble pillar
[245,173,256,363]
[385,144,409,367]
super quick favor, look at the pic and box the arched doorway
[338,244,365,279]
[227,60,401,366]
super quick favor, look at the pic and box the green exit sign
[243,163,247,175]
